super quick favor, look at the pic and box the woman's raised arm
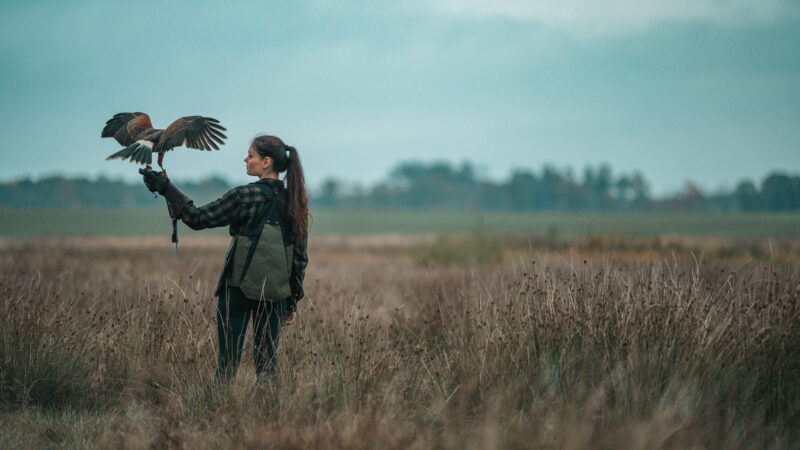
[179,188,242,230]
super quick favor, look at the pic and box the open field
[0,236,798,448]
[1,209,800,238]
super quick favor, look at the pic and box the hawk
[102,112,227,176]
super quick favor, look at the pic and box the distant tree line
[1,163,798,211]
[316,161,800,212]
[0,175,231,208]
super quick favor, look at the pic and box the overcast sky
[1,0,798,195]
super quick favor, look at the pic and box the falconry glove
[161,184,191,254]
[140,168,192,254]
[161,183,192,220]
[141,169,169,194]
[140,169,191,217]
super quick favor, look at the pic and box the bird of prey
[102,112,227,176]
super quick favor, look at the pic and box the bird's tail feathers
[106,140,154,165]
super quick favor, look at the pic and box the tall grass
[0,237,797,448]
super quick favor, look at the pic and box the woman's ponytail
[251,135,310,244]
[284,145,309,244]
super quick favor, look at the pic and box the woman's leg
[252,299,287,379]
[214,287,253,382]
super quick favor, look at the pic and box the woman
[142,135,309,384]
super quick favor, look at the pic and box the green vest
[219,184,294,301]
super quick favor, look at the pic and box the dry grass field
[1,235,798,449]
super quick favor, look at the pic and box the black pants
[215,286,287,381]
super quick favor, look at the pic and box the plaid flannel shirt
[179,178,309,309]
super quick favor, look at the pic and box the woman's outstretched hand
[283,310,296,326]
[140,168,169,194]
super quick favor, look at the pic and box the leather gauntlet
[162,183,192,220]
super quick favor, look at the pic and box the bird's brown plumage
[101,112,227,173]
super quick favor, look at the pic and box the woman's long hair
[251,135,309,244]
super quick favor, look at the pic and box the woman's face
[245,145,271,177]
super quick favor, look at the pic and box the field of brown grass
[1,235,798,449]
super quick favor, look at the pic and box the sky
[1,0,798,195]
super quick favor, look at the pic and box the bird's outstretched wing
[101,112,154,146]
[155,116,227,153]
